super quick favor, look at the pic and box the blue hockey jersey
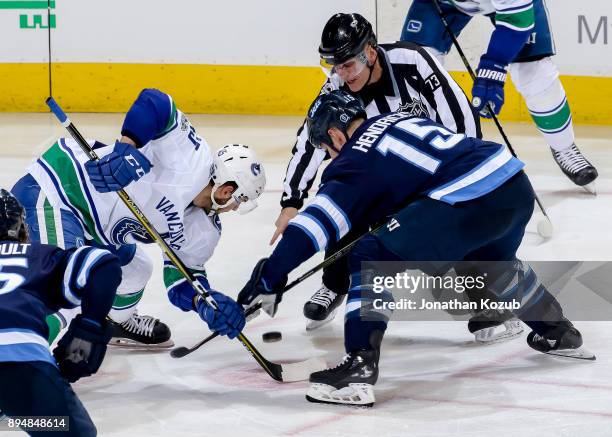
[262,113,524,286]
[0,242,115,366]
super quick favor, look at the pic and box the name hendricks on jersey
[353,112,412,153]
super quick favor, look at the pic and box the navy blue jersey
[263,113,523,286]
[0,241,115,365]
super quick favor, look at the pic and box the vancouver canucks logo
[398,99,429,118]
[251,163,262,176]
[111,217,155,245]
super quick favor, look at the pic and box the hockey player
[0,189,120,436]
[238,90,592,407]
[273,13,520,341]
[400,0,598,190]
[11,88,259,348]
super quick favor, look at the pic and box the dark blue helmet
[0,189,27,242]
[306,90,367,148]
[319,13,377,67]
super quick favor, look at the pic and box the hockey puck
[262,331,282,343]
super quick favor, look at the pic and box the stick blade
[280,357,327,382]
[170,346,191,358]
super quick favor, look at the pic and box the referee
[271,13,521,345]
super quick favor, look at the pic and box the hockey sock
[486,260,567,335]
[527,78,575,151]
[510,58,575,151]
[344,269,392,352]
[109,288,144,323]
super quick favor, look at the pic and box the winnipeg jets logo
[398,99,429,118]
[340,113,350,122]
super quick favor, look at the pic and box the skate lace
[332,354,352,370]
[310,287,337,308]
[121,314,157,337]
[554,145,590,174]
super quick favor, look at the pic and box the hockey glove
[85,141,152,193]
[237,258,287,317]
[471,56,508,118]
[196,290,246,339]
[53,314,113,383]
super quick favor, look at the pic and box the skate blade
[306,308,339,332]
[581,182,596,196]
[306,383,374,407]
[109,337,175,350]
[545,346,596,361]
[475,320,524,345]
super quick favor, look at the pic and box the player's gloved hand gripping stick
[431,0,553,239]
[46,97,325,382]
[171,219,390,358]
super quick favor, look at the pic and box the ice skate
[306,350,378,407]
[551,144,598,194]
[304,286,346,331]
[110,312,174,349]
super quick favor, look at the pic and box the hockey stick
[45,97,325,382]
[171,220,389,358]
[431,0,553,239]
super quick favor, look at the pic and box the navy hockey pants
[343,172,563,352]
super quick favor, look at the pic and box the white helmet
[211,144,266,214]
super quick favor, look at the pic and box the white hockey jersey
[28,107,220,269]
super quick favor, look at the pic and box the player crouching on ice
[11,88,261,349]
[0,189,121,436]
[238,90,593,407]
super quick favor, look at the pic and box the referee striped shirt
[281,41,481,209]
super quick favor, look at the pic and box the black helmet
[0,189,27,242]
[319,13,377,66]
[306,90,367,148]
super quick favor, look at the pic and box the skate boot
[551,144,598,193]
[527,319,595,360]
[304,285,346,331]
[468,308,523,344]
[306,349,379,407]
[110,312,173,349]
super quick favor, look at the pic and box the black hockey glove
[53,314,113,383]
[238,258,287,317]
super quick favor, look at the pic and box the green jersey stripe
[41,142,105,244]
[43,197,58,246]
[496,6,535,31]
[164,264,207,288]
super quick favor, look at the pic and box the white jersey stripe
[429,147,513,201]
[0,330,49,347]
[309,194,351,240]
[289,214,329,252]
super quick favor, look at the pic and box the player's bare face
[193,184,236,213]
